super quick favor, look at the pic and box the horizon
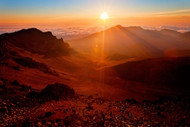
[1,0,190,26]
[1,0,190,40]
[1,24,190,41]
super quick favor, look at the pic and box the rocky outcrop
[0,28,74,57]
[40,83,75,101]
[27,83,75,102]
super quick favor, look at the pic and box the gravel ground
[1,79,190,127]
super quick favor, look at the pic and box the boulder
[40,83,75,101]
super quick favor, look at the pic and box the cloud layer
[0,25,190,41]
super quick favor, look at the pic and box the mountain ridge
[0,28,74,58]
[69,25,190,58]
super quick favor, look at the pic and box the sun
[101,12,109,20]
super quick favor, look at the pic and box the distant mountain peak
[69,25,190,58]
[160,29,181,36]
[106,25,144,33]
[14,28,54,36]
[107,25,126,31]
[161,29,178,33]
[126,26,143,31]
[18,28,42,33]
[23,28,40,31]
[115,25,123,28]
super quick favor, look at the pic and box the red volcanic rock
[39,83,75,101]
[26,83,75,102]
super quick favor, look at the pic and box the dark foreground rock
[27,83,75,102]
[0,79,75,126]
[40,83,75,101]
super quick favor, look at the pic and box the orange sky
[1,15,190,28]
[0,0,190,27]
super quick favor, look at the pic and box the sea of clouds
[0,25,102,40]
[0,25,190,40]
[142,26,190,33]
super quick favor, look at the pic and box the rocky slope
[0,79,189,126]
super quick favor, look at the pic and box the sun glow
[101,12,109,20]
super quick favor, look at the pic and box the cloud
[160,25,190,32]
[142,25,190,33]
[0,25,102,40]
[153,8,190,16]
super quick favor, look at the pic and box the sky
[0,0,190,30]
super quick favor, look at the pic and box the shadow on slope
[113,57,190,86]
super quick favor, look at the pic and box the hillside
[0,28,80,90]
[1,28,190,126]
[69,25,190,58]
[0,28,73,58]
[110,57,190,86]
